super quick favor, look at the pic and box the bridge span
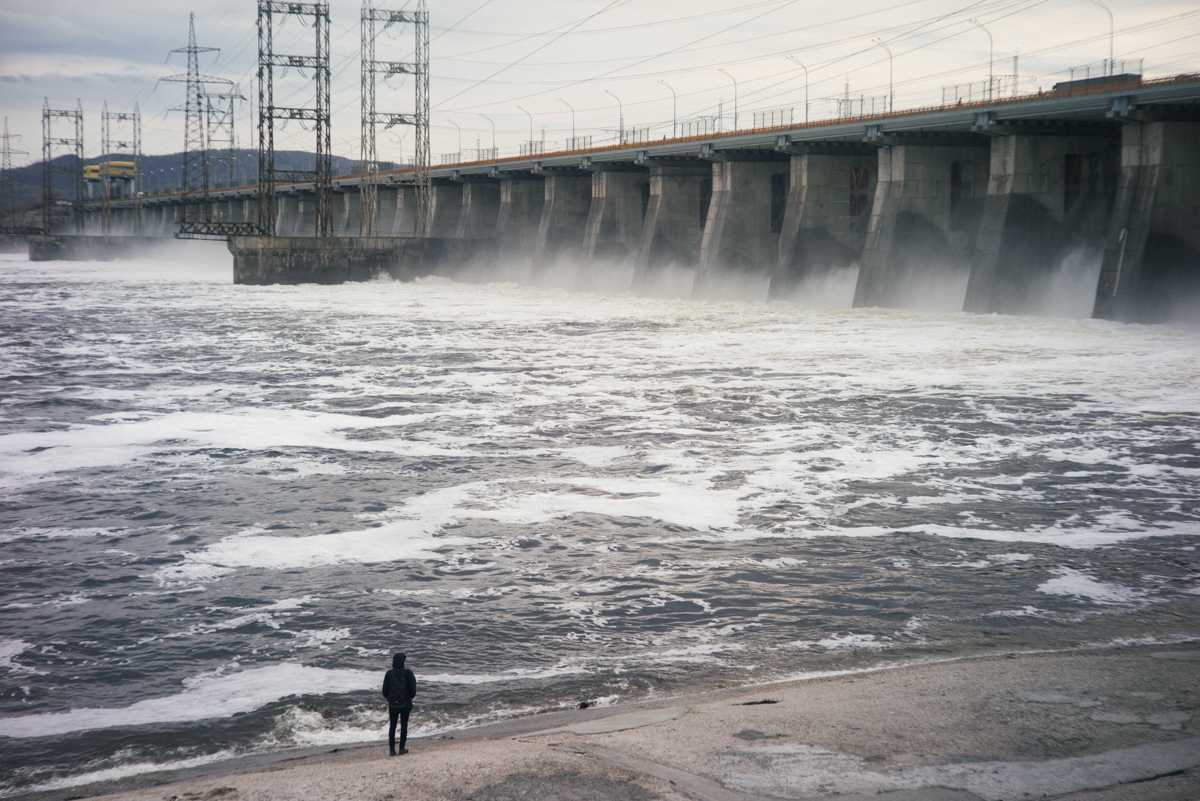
[54,71,1200,323]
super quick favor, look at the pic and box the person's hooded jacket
[382,653,417,711]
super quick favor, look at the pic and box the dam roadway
[57,71,1200,323]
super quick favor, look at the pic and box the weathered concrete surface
[1093,120,1200,323]
[67,644,1200,801]
[771,149,877,298]
[228,235,496,285]
[428,184,465,238]
[494,175,544,252]
[694,157,790,299]
[632,163,711,291]
[26,235,180,262]
[456,180,501,239]
[853,143,990,310]
[964,133,1118,315]
[531,172,592,277]
[582,167,649,263]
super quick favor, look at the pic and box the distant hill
[3,150,405,206]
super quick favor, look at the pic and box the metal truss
[360,1,429,236]
[42,99,84,234]
[258,1,332,237]
[101,102,142,235]
[204,85,246,188]
[1,117,35,235]
[162,13,232,235]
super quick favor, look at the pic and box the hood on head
[393,653,406,670]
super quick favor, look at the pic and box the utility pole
[518,106,533,152]
[162,13,227,229]
[361,0,429,236]
[204,85,244,188]
[2,118,28,231]
[101,103,141,235]
[42,99,84,235]
[256,1,332,238]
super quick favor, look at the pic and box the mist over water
[1,250,1199,796]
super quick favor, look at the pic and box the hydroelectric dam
[33,71,1200,324]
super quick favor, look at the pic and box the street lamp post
[517,106,533,151]
[787,56,809,122]
[558,98,575,147]
[479,114,495,157]
[717,67,737,130]
[1085,0,1114,75]
[658,80,677,137]
[968,20,994,102]
[448,119,461,160]
[871,39,894,113]
[604,90,624,144]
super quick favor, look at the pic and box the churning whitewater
[1,250,1198,796]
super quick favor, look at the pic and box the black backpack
[387,669,412,706]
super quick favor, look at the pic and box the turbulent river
[1,249,1198,796]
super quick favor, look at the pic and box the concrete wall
[531,173,591,276]
[229,235,495,285]
[772,151,877,297]
[495,177,544,252]
[632,164,710,290]
[428,184,464,238]
[582,168,648,263]
[457,181,501,238]
[1093,120,1200,322]
[965,133,1118,314]
[853,143,991,309]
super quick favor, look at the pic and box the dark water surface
[1,253,1198,796]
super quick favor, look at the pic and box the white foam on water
[0,663,376,739]
[1037,568,1154,605]
[0,750,236,798]
[0,408,471,490]
[0,640,43,674]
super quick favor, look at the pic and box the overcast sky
[2,0,1197,167]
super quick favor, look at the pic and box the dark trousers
[388,706,410,750]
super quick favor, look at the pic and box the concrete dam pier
[77,73,1200,323]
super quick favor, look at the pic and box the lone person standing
[382,652,417,755]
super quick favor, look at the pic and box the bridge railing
[97,70,1200,207]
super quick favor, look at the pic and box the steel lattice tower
[204,85,245,187]
[42,99,84,235]
[162,14,227,227]
[1,117,28,231]
[360,1,429,237]
[101,102,142,235]
[257,1,333,238]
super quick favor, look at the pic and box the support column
[693,156,790,299]
[1093,120,1200,322]
[771,148,877,298]
[852,140,991,310]
[582,166,649,263]
[455,179,501,238]
[530,171,591,278]
[293,196,316,236]
[965,132,1118,314]
[495,175,544,253]
[428,183,464,238]
[631,163,711,292]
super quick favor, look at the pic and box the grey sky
[1,0,1197,166]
